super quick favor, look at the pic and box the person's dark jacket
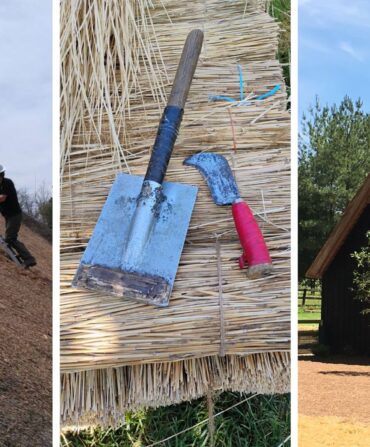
[0,178,22,218]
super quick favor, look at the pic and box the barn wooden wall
[321,205,370,354]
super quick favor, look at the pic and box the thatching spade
[184,153,272,278]
[73,30,204,306]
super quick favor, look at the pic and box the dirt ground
[299,356,370,446]
[299,415,370,447]
[0,220,52,446]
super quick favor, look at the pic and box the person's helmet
[0,165,5,174]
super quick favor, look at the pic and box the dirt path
[299,357,370,423]
[299,415,370,447]
[299,357,370,446]
[0,220,52,446]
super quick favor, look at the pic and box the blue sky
[299,0,370,118]
[0,0,51,192]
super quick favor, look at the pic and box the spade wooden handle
[168,29,204,108]
[144,30,203,184]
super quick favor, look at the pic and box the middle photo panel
[60,0,291,440]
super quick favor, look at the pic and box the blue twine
[208,65,281,104]
[255,84,281,100]
[237,64,244,101]
[207,95,236,102]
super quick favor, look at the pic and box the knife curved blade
[184,153,240,205]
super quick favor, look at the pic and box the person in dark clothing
[0,165,36,268]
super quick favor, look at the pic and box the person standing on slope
[0,165,36,268]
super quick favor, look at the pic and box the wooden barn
[306,173,370,355]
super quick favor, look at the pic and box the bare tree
[17,183,52,229]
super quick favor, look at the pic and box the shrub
[351,231,370,315]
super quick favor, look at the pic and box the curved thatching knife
[184,153,272,278]
[73,30,204,306]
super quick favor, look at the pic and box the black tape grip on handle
[144,106,184,184]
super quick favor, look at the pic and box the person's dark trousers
[5,213,35,264]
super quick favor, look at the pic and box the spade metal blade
[72,173,197,307]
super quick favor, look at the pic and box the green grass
[298,299,321,322]
[298,309,321,321]
[298,289,322,322]
[62,393,290,447]
[269,0,291,97]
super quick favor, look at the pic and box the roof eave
[305,173,370,280]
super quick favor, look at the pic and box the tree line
[17,183,52,230]
[299,96,370,281]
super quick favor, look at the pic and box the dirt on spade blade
[0,218,52,447]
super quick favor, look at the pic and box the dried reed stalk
[60,0,290,426]
[60,0,168,179]
[61,352,290,428]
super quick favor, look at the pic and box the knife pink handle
[232,201,272,278]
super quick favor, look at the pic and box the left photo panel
[0,1,52,445]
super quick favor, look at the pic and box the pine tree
[299,96,370,279]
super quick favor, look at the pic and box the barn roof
[306,173,370,279]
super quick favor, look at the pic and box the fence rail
[298,288,322,307]
[298,319,321,325]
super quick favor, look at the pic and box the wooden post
[310,279,315,294]
[302,288,307,307]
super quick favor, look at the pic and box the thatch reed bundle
[60,0,290,427]
[62,352,289,427]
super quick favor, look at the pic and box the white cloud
[299,0,370,29]
[339,41,365,62]
[300,37,331,55]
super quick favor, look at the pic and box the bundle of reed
[61,352,289,427]
[60,0,169,179]
[60,0,290,427]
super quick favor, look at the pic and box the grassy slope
[62,2,291,446]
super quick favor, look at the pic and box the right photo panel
[298,0,370,445]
